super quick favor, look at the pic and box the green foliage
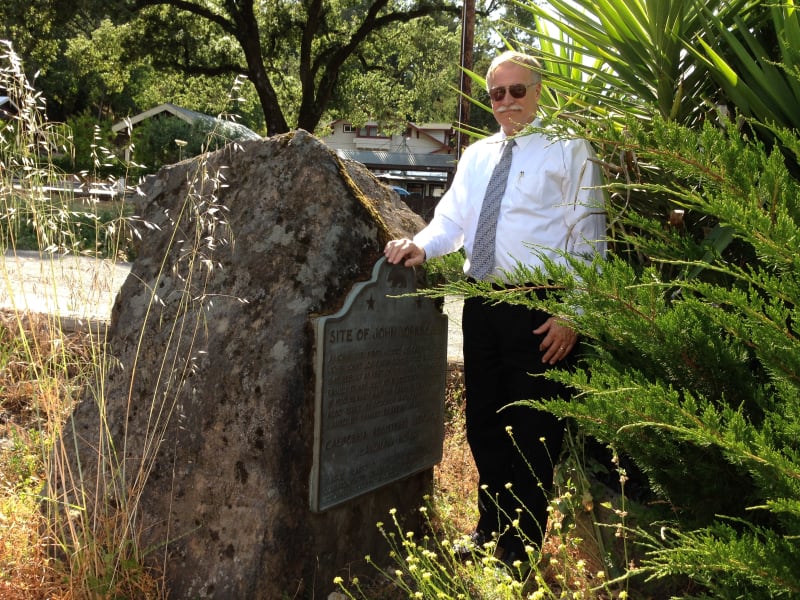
[0,429,45,494]
[534,116,800,597]
[51,111,119,175]
[325,16,461,134]
[423,250,466,286]
[0,0,70,79]
[6,0,464,138]
[129,112,254,173]
[415,107,800,596]
[0,204,134,259]
[1,40,136,259]
[63,18,133,116]
[692,2,800,133]
[130,117,196,170]
[516,0,765,127]
[114,0,462,134]
[640,522,800,599]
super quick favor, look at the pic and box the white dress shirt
[414,120,607,281]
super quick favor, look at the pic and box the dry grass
[433,365,479,534]
[0,424,60,600]
[0,312,86,598]
[0,311,167,599]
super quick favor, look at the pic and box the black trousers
[462,295,575,554]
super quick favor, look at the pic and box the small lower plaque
[310,257,448,512]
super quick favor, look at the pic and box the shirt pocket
[509,168,548,213]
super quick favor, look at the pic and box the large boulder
[57,130,433,598]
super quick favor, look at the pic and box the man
[384,51,606,565]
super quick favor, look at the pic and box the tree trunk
[230,0,290,135]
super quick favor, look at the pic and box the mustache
[494,104,523,114]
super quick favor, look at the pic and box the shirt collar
[500,117,541,149]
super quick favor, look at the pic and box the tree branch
[131,0,237,34]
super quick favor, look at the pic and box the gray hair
[486,51,542,90]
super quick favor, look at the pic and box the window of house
[342,123,354,133]
[357,125,385,138]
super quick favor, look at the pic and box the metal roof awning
[112,103,261,141]
[335,150,456,174]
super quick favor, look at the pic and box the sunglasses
[488,83,537,102]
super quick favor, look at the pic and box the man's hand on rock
[384,239,425,267]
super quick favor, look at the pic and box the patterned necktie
[471,139,515,280]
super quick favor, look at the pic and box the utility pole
[456,0,475,161]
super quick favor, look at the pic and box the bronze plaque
[310,258,448,512]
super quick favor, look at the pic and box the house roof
[335,149,456,174]
[326,118,451,131]
[112,102,261,140]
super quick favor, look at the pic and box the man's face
[488,61,541,136]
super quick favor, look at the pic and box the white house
[323,119,453,155]
[321,120,457,219]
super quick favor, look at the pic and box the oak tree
[120,0,462,135]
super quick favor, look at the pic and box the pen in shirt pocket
[517,171,525,184]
